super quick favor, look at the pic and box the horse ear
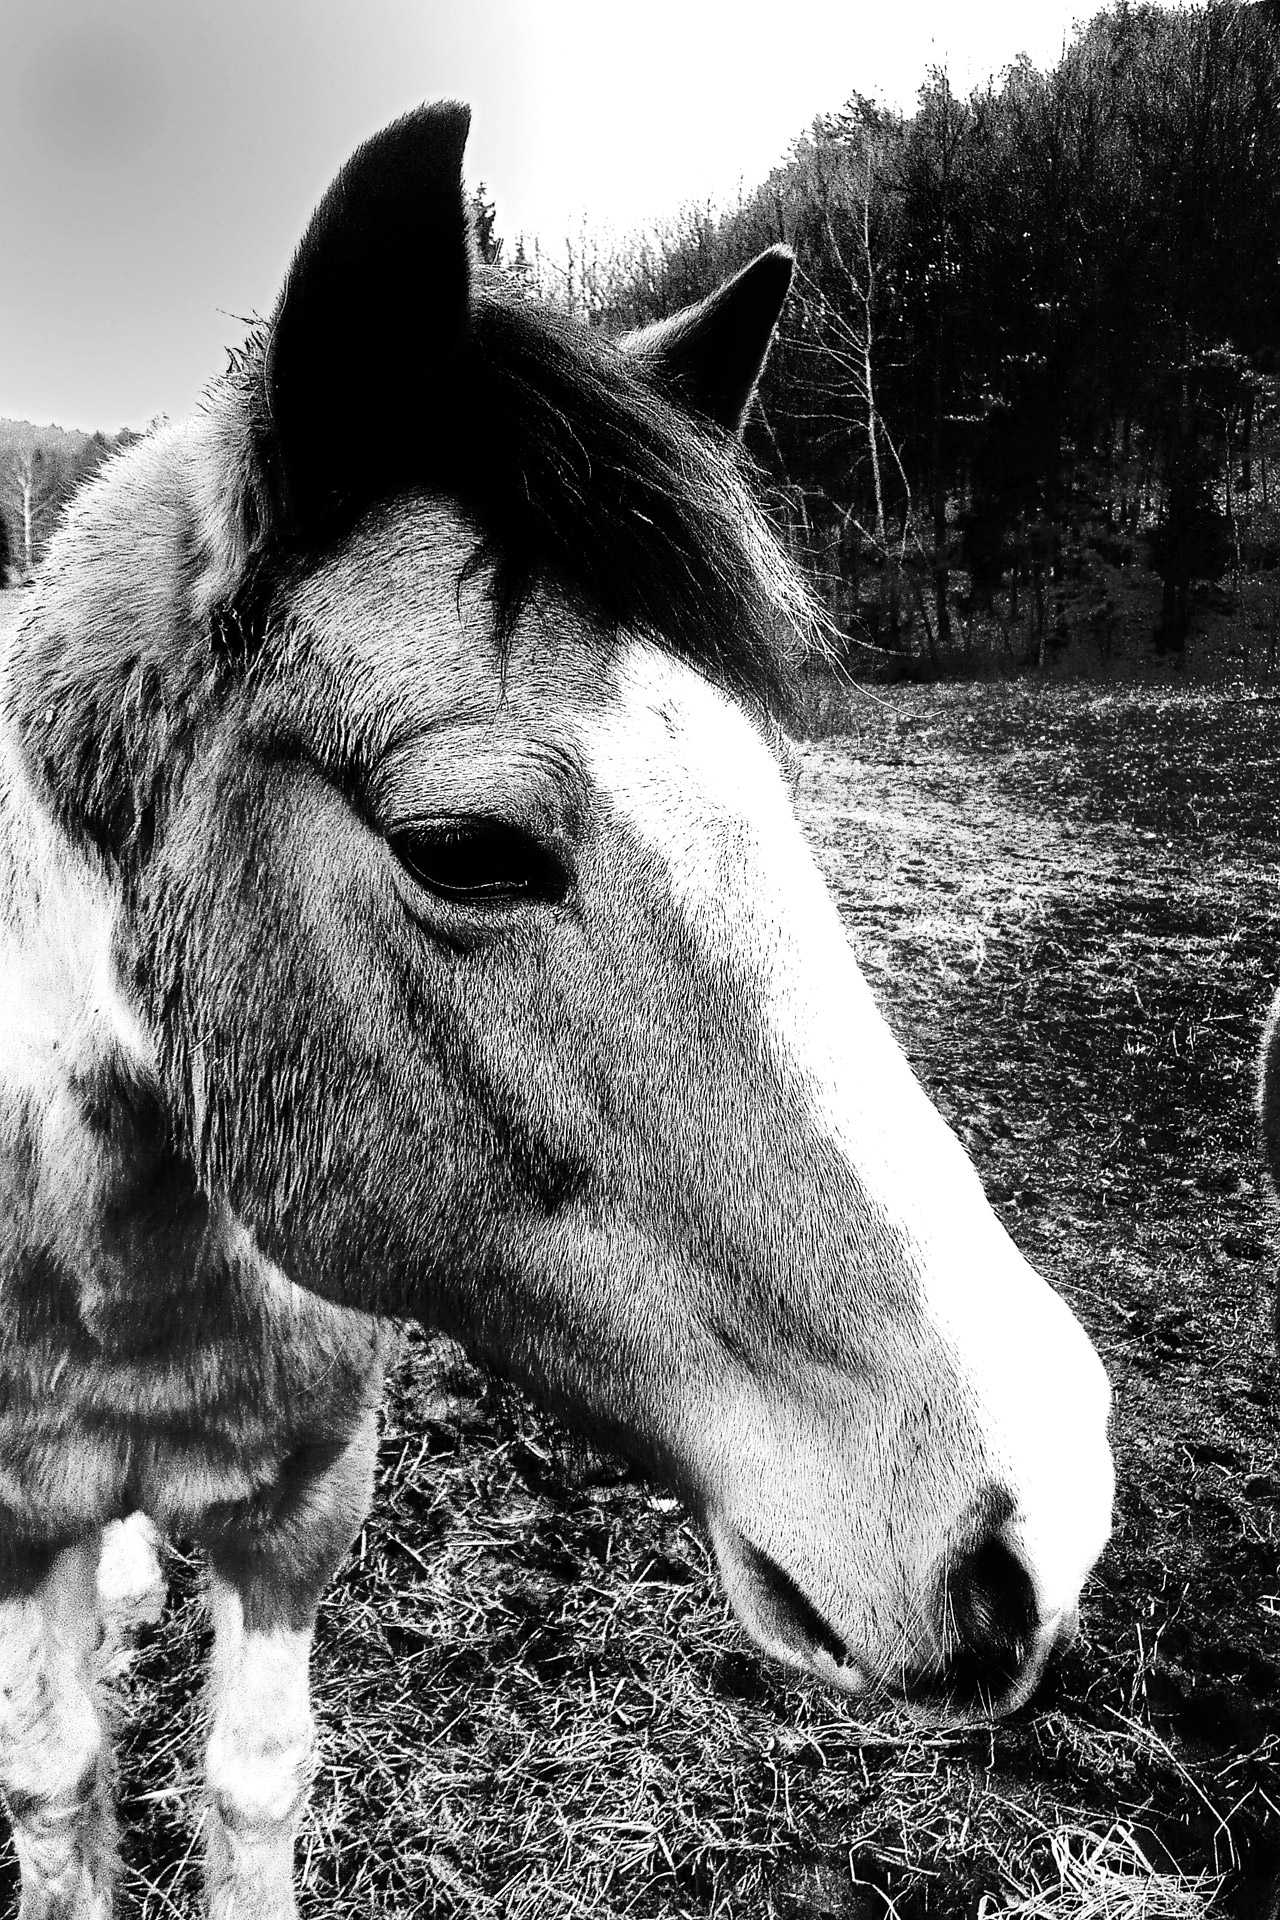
[620,246,794,434]
[260,102,474,537]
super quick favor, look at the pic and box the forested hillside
[7,3,1279,676]
[532,1,1280,674]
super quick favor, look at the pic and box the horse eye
[388,817,567,904]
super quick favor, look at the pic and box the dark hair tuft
[229,277,826,720]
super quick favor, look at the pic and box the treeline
[532,1,1280,669]
[0,419,143,586]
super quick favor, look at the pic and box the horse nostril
[734,1535,851,1669]
[942,1531,1041,1703]
[709,1523,867,1692]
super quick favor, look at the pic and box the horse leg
[203,1583,313,1920]
[0,1536,116,1920]
[199,1413,379,1920]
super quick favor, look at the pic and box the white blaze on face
[579,641,1112,1629]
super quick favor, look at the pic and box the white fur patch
[97,1515,167,1635]
[0,728,155,1107]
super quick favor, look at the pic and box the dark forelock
[232,279,825,720]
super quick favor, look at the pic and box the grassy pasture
[0,636,1277,1916]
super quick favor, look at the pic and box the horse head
[12,103,1112,1721]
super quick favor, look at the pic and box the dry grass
[74,1326,1270,1920]
[991,1822,1221,1920]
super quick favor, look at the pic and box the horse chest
[0,1103,390,1540]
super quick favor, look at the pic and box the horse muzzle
[708,1505,1091,1725]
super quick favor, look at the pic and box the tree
[470,183,504,267]
[3,448,58,576]
[897,71,981,655]
[775,102,924,647]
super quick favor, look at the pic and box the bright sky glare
[0,0,1179,431]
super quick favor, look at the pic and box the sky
[0,0,1174,432]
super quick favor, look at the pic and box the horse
[0,102,1114,1920]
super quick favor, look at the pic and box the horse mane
[217,275,824,721]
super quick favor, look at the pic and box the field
[2,657,1279,1916]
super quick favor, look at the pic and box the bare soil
[1,673,1278,1917]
